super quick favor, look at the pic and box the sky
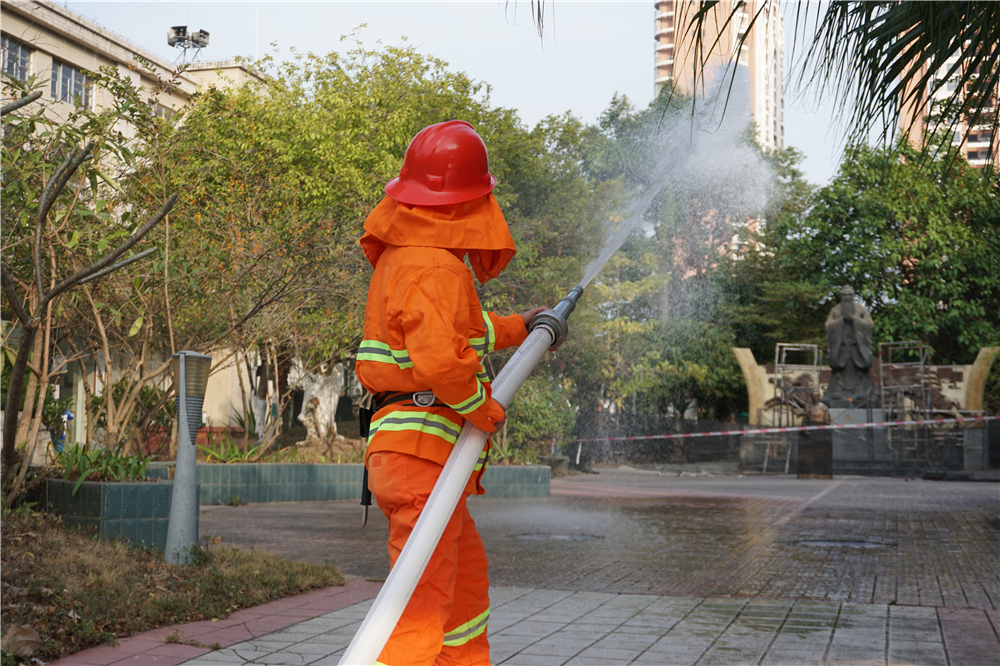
[65,0,847,185]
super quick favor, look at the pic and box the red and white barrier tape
[572,416,999,443]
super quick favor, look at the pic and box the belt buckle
[413,391,435,407]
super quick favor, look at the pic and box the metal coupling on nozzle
[528,285,584,349]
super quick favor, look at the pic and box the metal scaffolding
[878,341,973,470]
[770,343,823,427]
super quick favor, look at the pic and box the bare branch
[46,193,178,303]
[0,90,42,116]
[35,144,95,299]
[77,247,158,285]
[0,264,32,326]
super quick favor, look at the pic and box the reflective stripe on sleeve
[368,411,461,445]
[470,313,496,356]
[447,380,487,415]
[442,607,490,647]
[473,447,489,472]
[357,340,414,369]
[483,314,496,353]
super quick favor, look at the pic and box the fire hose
[338,286,584,666]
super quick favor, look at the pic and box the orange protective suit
[356,193,527,666]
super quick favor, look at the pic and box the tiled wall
[146,463,550,504]
[479,465,550,499]
[44,479,181,551]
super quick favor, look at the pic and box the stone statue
[805,390,831,425]
[822,286,876,407]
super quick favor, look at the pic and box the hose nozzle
[528,285,584,349]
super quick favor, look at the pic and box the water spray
[338,285,583,666]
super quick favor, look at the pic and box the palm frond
[800,1,999,166]
[668,1,998,170]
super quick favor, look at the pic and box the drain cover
[797,540,887,549]
[509,533,603,541]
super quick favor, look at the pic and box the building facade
[654,0,784,151]
[1,0,257,126]
[898,55,999,170]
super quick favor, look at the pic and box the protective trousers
[368,451,491,666]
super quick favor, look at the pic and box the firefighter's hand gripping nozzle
[527,285,584,349]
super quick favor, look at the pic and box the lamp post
[165,351,212,564]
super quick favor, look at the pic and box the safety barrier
[571,416,999,443]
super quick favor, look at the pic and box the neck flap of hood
[359,193,516,283]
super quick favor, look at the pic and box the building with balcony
[654,0,784,151]
[898,55,998,170]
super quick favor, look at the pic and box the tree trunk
[1,323,37,476]
[13,327,44,455]
[297,364,343,445]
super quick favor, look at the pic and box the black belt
[358,390,447,521]
[373,390,447,410]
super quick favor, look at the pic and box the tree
[738,138,999,365]
[1,75,176,492]
[158,39,619,451]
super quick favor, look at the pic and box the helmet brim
[385,174,497,206]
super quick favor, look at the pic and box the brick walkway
[47,470,1000,665]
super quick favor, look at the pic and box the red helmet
[385,120,497,206]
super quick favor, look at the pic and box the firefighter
[356,120,544,666]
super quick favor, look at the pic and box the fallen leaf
[2,583,25,598]
[1,625,44,657]
[24,552,34,559]
[67,610,80,620]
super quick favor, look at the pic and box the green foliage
[502,375,576,463]
[197,432,264,464]
[52,444,152,495]
[90,380,174,454]
[232,407,256,435]
[740,138,1000,365]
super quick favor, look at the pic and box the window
[51,59,89,107]
[147,100,175,120]
[2,35,32,82]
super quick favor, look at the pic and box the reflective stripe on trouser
[367,451,491,666]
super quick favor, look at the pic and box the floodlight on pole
[165,351,212,565]
[168,26,210,64]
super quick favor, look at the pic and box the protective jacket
[356,193,527,493]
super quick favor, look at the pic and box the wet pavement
[197,470,999,610]
[49,469,1000,665]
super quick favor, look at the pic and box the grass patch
[0,508,343,664]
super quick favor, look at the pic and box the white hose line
[338,325,556,666]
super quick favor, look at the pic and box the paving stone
[760,650,826,666]
[518,642,582,658]
[495,654,557,666]
[888,639,948,666]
